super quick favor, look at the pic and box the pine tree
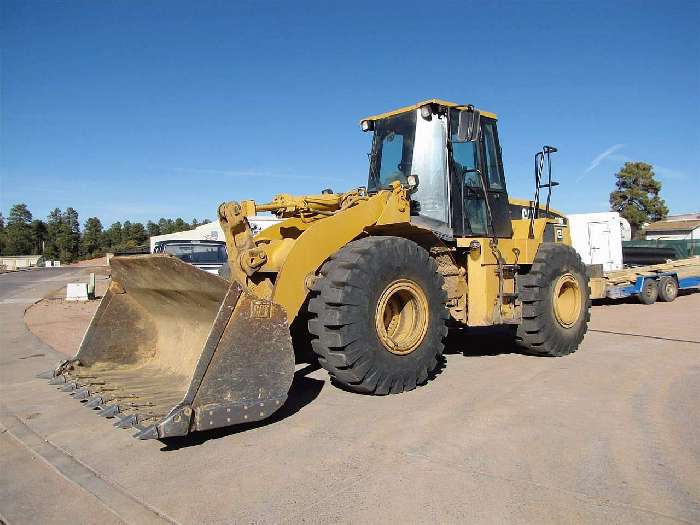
[146,220,161,237]
[158,218,170,234]
[129,222,147,245]
[5,203,34,255]
[609,162,668,238]
[105,222,123,248]
[82,217,104,257]
[44,208,63,260]
[30,220,48,255]
[61,207,81,262]
[122,221,133,243]
[2,206,224,260]
[0,212,6,255]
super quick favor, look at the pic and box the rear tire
[637,279,658,304]
[308,236,448,395]
[515,244,591,357]
[657,276,678,302]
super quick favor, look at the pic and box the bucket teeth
[133,425,159,440]
[85,396,104,408]
[48,376,67,385]
[98,405,119,418]
[72,387,90,400]
[37,369,55,380]
[114,414,138,429]
[60,382,77,392]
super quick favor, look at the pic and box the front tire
[308,236,448,395]
[516,244,591,357]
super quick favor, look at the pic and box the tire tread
[308,236,448,394]
[515,243,591,357]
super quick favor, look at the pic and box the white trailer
[568,212,628,272]
[567,213,699,304]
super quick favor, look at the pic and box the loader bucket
[39,255,295,439]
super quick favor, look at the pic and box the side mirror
[457,109,481,142]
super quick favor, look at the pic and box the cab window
[378,132,408,186]
[450,126,488,236]
[481,121,505,190]
[368,112,416,191]
[452,139,479,186]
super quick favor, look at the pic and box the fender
[272,189,409,319]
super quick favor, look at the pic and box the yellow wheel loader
[40,99,591,439]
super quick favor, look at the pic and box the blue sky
[1,0,699,227]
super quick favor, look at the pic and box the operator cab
[362,99,513,240]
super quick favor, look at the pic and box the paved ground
[23,268,110,358]
[0,267,81,301]
[1,269,699,524]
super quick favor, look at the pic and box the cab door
[478,119,512,237]
[449,116,512,238]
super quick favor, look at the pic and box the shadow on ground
[159,326,528,449]
[444,325,524,357]
[159,363,324,451]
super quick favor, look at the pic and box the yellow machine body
[42,99,586,439]
[220,187,571,328]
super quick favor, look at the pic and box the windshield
[367,109,449,224]
[162,243,228,264]
[367,111,417,191]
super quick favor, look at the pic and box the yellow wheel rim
[375,279,429,355]
[552,273,582,328]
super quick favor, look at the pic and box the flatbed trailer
[589,256,700,304]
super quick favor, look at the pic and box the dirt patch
[69,256,109,267]
[25,270,111,357]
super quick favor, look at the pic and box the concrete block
[87,273,96,299]
[66,283,89,302]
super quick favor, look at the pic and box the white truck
[152,239,228,274]
[149,216,282,274]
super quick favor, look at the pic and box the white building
[149,216,281,252]
[0,255,43,270]
[644,214,700,241]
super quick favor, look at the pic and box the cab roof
[361,98,497,123]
